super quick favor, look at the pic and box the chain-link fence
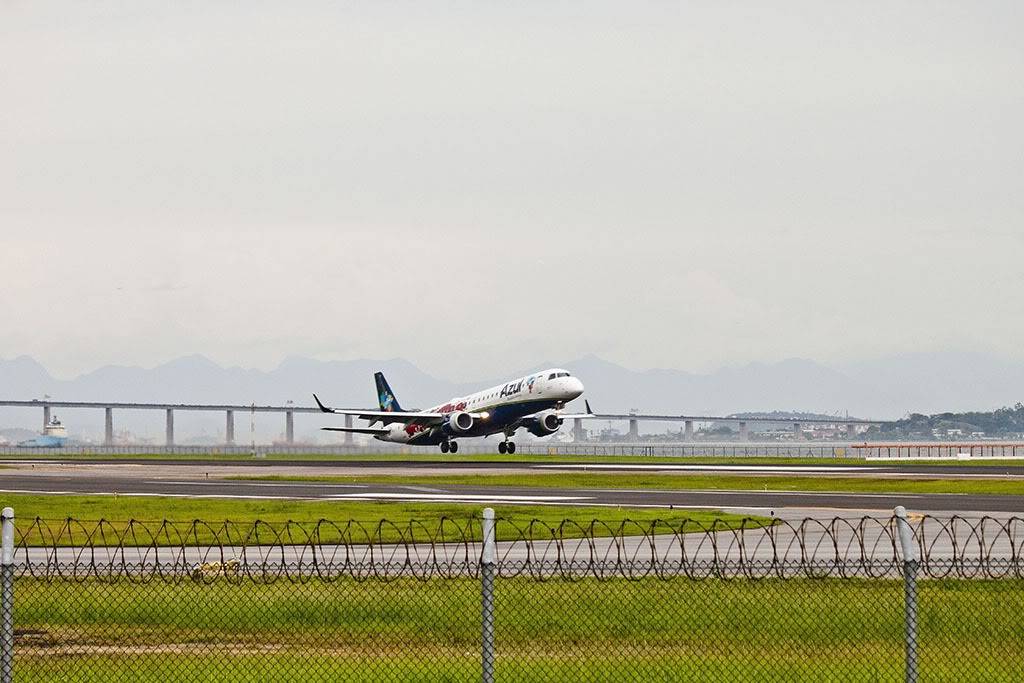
[0,443,870,458]
[2,507,1023,681]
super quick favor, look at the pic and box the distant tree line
[872,403,1024,438]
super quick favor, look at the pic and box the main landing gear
[497,440,516,455]
[440,441,458,454]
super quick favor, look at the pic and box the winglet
[313,393,332,413]
[585,400,594,415]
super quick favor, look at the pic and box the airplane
[313,369,591,453]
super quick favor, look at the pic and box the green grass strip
[1,493,769,547]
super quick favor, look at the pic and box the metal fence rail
[517,443,865,458]
[2,508,1024,681]
[3,443,1023,458]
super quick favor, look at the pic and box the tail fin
[374,372,404,412]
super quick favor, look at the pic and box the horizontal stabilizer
[321,426,390,435]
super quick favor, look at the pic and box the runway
[2,467,1023,515]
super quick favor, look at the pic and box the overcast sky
[2,2,1021,381]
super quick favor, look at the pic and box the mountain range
[1,353,1022,442]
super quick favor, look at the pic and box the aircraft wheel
[449,441,459,453]
[498,442,507,454]
[440,441,450,454]
[507,441,516,454]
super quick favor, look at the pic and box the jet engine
[524,410,562,437]
[442,411,474,435]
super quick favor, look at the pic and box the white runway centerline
[159,480,369,489]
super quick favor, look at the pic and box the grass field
[13,575,1024,681]
[228,471,1024,496]
[2,493,769,547]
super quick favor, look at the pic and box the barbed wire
[12,515,1024,581]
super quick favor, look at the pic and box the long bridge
[0,399,888,446]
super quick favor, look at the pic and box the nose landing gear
[497,441,515,455]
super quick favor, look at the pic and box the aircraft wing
[322,426,391,435]
[313,394,488,427]
[557,400,598,420]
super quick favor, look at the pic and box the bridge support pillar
[739,421,748,441]
[793,422,802,439]
[226,410,235,446]
[684,420,693,442]
[344,414,353,445]
[285,411,295,445]
[573,418,586,442]
[104,408,114,446]
[846,423,858,440]
[165,409,174,447]
[42,405,51,430]
[628,419,639,440]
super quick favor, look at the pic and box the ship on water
[18,416,69,448]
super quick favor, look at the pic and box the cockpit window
[549,372,571,379]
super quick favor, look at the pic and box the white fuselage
[379,368,584,444]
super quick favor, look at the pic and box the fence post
[895,506,919,683]
[481,507,496,683]
[1,506,14,683]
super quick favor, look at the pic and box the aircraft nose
[567,377,584,399]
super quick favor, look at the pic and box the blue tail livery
[374,372,404,413]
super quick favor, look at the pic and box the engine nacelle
[442,411,474,435]
[525,410,562,437]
